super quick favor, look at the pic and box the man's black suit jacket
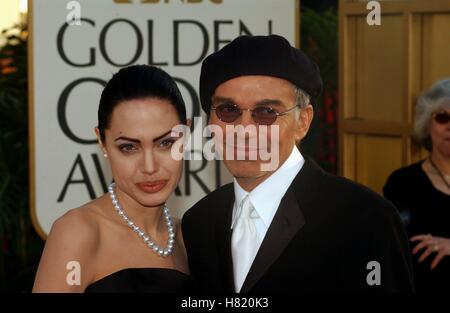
[182,156,414,292]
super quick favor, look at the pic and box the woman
[384,78,450,292]
[33,65,192,292]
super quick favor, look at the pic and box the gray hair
[294,86,311,109]
[414,78,450,151]
[293,86,311,120]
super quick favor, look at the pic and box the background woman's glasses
[433,111,450,124]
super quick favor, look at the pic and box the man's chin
[225,162,269,179]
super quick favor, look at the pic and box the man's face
[209,75,313,190]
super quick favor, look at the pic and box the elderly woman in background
[384,78,450,292]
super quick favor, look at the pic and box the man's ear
[95,127,108,157]
[295,105,314,142]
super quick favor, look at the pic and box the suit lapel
[214,189,235,292]
[239,156,325,293]
[240,187,305,293]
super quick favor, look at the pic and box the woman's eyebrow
[114,136,140,143]
[113,129,175,144]
[152,130,174,142]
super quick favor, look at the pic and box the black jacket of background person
[182,156,414,293]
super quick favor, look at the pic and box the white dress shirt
[230,145,305,276]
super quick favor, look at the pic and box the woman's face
[430,107,450,158]
[97,98,184,207]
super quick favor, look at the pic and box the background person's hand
[411,234,450,270]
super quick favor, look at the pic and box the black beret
[199,34,323,113]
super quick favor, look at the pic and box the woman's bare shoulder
[51,199,104,237]
[32,198,108,292]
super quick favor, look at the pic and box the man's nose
[238,109,255,127]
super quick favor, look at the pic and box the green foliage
[301,7,338,89]
[300,7,338,173]
[0,24,44,292]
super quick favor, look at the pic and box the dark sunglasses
[211,103,300,125]
[433,111,450,124]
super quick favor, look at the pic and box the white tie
[231,195,260,292]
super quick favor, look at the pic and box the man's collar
[231,146,304,229]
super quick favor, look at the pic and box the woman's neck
[114,187,164,236]
[430,150,450,176]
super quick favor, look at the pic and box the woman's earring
[103,153,108,158]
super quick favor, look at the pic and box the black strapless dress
[84,268,194,293]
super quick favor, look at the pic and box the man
[182,35,414,293]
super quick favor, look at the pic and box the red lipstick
[136,180,168,193]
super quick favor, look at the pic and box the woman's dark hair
[98,65,186,142]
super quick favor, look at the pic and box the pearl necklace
[108,182,175,257]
